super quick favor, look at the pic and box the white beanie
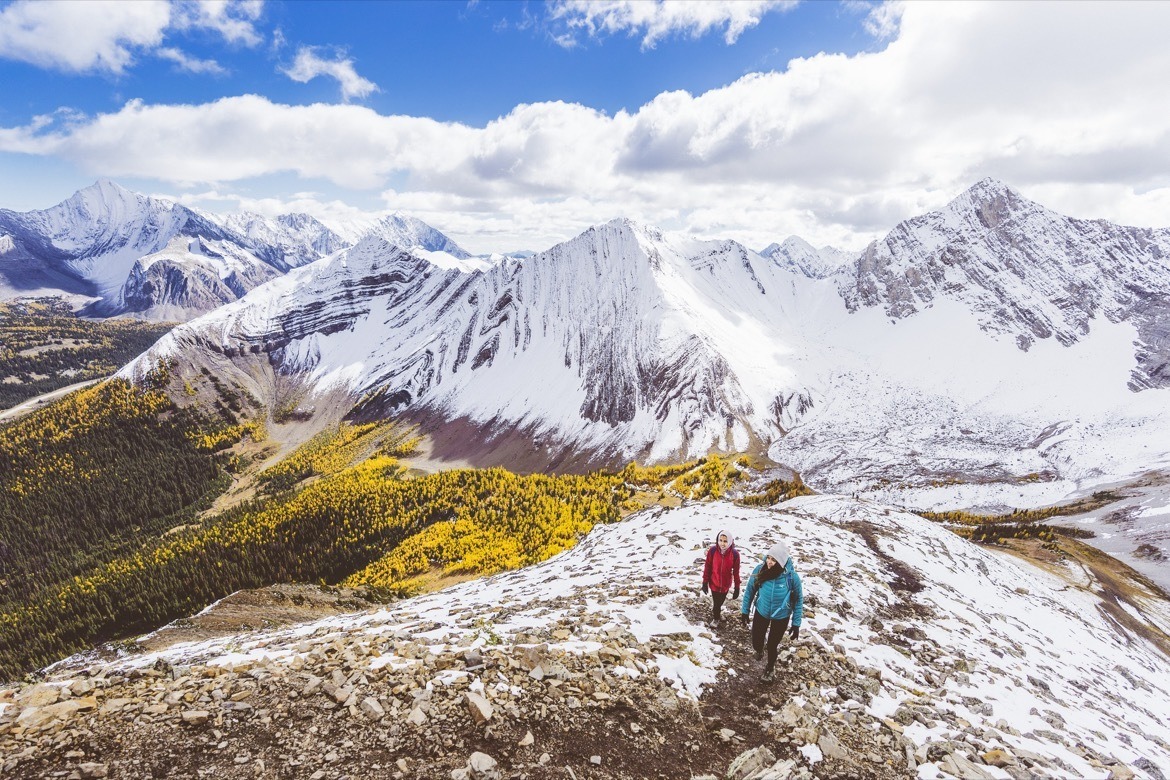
[767,541,790,566]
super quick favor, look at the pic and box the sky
[1,0,1169,255]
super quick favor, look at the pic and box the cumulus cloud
[0,0,170,73]
[280,46,379,101]
[0,0,262,74]
[547,0,798,49]
[3,2,1169,254]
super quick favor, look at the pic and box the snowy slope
[844,178,1170,389]
[30,498,1170,779]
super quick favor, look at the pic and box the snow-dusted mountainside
[123,186,1170,522]
[761,237,855,280]
[843,178,1170,390]
[0,181,470,319]
[127,219,835,466]
[7,499,1169,778]
[219,211,348,271]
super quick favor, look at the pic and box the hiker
[740,541,804,682]
[700,530,741,629]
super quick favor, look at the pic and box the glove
[789,625,800,641]
[732,587,739,601]
[701,583,709,595]
[740,613,749,627]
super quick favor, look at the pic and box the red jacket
[703,544,741,594]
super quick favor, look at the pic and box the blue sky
[2,1,1169,254]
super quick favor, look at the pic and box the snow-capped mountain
[123,184,1170,510]
[760,237,855,280]
[219,211,348,271]
[128,219,824,466]
[9,498,1169,778]
[0,181,470,319]
[359,213,473,260]
[843,178,1170,390]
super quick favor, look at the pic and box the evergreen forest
[0,298,173,408]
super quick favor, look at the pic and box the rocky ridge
[3,497,1167,779]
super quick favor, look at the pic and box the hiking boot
[711,619,721,630]
[762,667,775,682]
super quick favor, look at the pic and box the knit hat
[766,541,790,567]
[715,530,735,547]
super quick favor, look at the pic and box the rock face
[3,498,1168,779]
[842,178,1170,389]
[0,180,470,319]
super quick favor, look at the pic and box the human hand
[701,583,709,595]
[740,613,749,627]
[732,587,739,600]
[789,625,800,641]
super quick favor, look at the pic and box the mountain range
[0,179,470,319]
[7,177,1170,546]
[106,180,1170,523]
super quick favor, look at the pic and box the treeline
[0,298,173,407]
[964,522,1095,546]
[0,460,628,678]
[917,491,1118,528]
[344,469,622,592]
[257,421,417,494]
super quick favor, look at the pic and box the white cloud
[846,0,904,40]
[171,0,264,46]
[548,0,799,49]
[280,46,379,101]
[0,0,262,75]
[0,0,170,73]
[3,2,1170,254]
[156,47,227,76]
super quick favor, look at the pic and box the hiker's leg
[751,612,768,654]
[712,591,727,621]
[765,616,790,670]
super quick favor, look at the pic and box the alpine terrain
[3,499,1168,779]
[123,180,1170,513]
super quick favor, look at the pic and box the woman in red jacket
[701,530,741,628]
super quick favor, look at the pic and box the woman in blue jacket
[740,541,803,682]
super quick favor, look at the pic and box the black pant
[711,591,728,621]
[752,613,790,671]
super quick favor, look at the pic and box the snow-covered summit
[845,178,1170,388]
[760,236,856,279]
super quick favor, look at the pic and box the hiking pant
[711,591,728,621]
[752,613,791,671]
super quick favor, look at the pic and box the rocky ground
[3,498,1166,780]
[3,596,914,780]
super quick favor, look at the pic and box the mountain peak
[62,179,151,217]
[942,177,1039,232]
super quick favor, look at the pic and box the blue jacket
[742,558,803,626]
